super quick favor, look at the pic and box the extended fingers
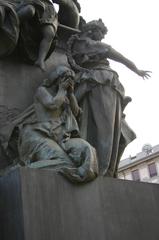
[145,71,152,77]
[141,70,151,79]
[143,74,151,80]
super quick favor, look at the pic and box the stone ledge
[0,167,159,240]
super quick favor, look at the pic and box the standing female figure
[67,19,150,177]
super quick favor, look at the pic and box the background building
[118,144,159,183]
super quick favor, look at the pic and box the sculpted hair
[82,19,108,35]
[67,19,108,73]
[67,34,89,73]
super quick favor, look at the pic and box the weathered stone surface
[0,167,24,240]
[0,49,68,168]
[0,167,159,240]
[0,50,67,117]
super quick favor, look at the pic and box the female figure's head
[81,19,108,41]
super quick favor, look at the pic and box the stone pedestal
[1,167,159,240]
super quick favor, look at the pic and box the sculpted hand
[67,79,74,94]
[60,77,75,90]
[137,70,151,79]
[59,78,70,90]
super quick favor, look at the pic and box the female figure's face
[87,28,105,41]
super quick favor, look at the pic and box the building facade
[118,144,159,184]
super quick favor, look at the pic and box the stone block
[0,167,159,240]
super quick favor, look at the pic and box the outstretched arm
[107,47,151,79]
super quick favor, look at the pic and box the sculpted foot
[35,60,46,71]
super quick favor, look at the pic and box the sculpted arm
[35,86,66,110]
[107,46,151,79]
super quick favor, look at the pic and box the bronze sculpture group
[0,1,151,183]
[0,0,80,69]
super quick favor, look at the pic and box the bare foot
[35,59,46,71]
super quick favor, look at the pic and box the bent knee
[27,5,35,17]
[42,25,56,40]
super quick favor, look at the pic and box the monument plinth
[0,167,159,240]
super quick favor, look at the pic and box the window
[131,169,140,181]
[148,162,157,178]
